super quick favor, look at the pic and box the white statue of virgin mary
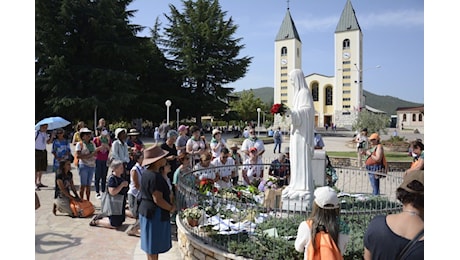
[282,69,315,207]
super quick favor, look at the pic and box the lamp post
[176,108,180,129]
[257,107,261,136]
[165,100,172,125]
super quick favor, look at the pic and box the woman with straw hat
[138,145,176,259]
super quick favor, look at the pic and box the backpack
[274,130,281,139]
[306,220,343,260]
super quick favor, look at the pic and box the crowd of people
[36,115,424,259]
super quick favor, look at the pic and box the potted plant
[182,205,203,227]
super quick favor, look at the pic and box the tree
[161,0,252,128]
[35,0,182,123]
[230,90,266,124]
[352,110,389,134]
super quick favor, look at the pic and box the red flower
[271,103,287,116]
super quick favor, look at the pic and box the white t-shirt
[241,138,265,160]
[355,134,368,148]
[210,138,227,158]
[193,163,216,181]
[211,157,235,179]
[242,158,263,185]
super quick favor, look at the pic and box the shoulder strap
[35,131,40,140]
[396,229,424,260]
[135,165,143,176]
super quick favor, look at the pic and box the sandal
[89,215,99,226]
[52,204,57,216]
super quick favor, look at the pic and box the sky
[127,0,424,103]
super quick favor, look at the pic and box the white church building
[273,0,371,130]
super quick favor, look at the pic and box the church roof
[335,0,361,33]
[365,105,386,114]
[275,9,301,42]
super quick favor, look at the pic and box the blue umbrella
[35,116,71,130]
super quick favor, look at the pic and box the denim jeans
[94,159,108,193]
[78,164,95,186]
[366,164,383,195]
[273,141,281,153]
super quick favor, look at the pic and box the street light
[257,107,261,136]
[337,64,381,112]
[353,64,381,111]
[165,100,172,125]
[176,108,180,130]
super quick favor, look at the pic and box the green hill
[362,90,423,115]
[235,87,423,115]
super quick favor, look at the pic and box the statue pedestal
[312,150,326,186]
[281,193,313,212]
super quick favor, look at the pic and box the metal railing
[175,162,404,259]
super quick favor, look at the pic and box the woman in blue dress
[138,145,176,259]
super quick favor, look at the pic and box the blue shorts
[78,164,95,186]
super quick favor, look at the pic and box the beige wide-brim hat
[127,128,140,136]
[230,143,239,150]
[142,145,168,167]
[114,128,127,139]
[79,127,92,134]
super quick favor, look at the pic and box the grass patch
[327,151,412,162]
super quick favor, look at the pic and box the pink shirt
[93,136,111,161]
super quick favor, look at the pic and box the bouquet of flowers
[258,176,279,192]
[182,205,203,220]
[199,179,218,194]
[271,103,287,116]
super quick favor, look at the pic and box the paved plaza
[35,129,423,259]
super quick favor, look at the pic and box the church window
[343,39,350,49]
[402,114,407,122]
[312,83,319,101]
[325,87,333,105]
[418,114,423,121]
[412,114,416,122]
[281,47,287,56]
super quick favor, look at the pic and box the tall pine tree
[161,0,252,127]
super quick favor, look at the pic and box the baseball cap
[178,125,189,132]
[314,186,340,209]
[399,170,424,195]
[249,147,258,153]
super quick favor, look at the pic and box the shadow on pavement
[35,232,82,254]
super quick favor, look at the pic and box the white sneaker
[96,193,101,199]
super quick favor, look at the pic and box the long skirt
[140,208,171,254]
